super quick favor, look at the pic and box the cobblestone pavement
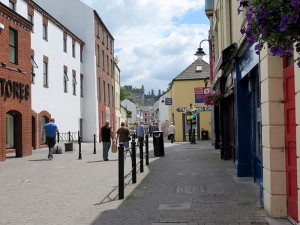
[0,139,292,225]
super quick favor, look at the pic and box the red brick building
[0,3,33,161]
[94,11,115,134]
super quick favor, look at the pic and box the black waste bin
[201,130,209,140]
[153,131,164,157]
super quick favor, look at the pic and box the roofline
[0,2,33,31]
[28,0,85,46]
[94,10,114,40]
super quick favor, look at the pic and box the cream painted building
[206,0,300,223]
[168,58,211,142]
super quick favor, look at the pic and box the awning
[213,43,237,77]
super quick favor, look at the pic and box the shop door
[284,57,297,222]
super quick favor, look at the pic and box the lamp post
[194,38,215,146]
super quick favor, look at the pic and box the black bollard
[78,131,82,160]
[145,134,149,165]
[93,134,96,154]
[131,139,136,183]
[140,136,144,173]
[118,144,124,199]
[68,131,71,142]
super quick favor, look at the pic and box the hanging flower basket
[237,0,300,67]
[204,92,222,106]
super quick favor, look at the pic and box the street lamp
[194,39,209,60]
[194,37,215,146]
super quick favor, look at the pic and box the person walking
[100,120,114,161]
[137,120,145,146]
[42,118,59,160]
[168,122,176,143]
[116,122,130,149]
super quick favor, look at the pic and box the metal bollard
[93,134,96,154]
[118,144,125,199]
[145,134,149,165]
[68,131,71,142]
[78,131,82,160]
[140,137,144,173]
[131,139,136,183]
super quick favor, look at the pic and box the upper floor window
[80,47,83,62]
[28,14,34,32]
[43,24,48,41]
[9,28,17,64]
[72,76,77,96]
[63,38,67,53]
[43,62,48,87]
[80,74,83,97]
[72,44,75,58]
[97,77,101,101]
[107,55,109,73]
[103,80,106,104]
[106,35,109,49]
[102,50,105,69]
[9,0,16,11]
[108,84,110,104]
[97,44,100,66]
[64,71,69,93]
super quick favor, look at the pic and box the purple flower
[282,14,289,21]
[240,27,246,34]
[291,14,299,23]
[270,46,281,56]
[255,43,263,54]
[256,11,268,20]
[279,22,288,31]
[291,0,300,8]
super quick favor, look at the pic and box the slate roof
[174,58,210,81]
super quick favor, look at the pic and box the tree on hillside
[120,86,131,101]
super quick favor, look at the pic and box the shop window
[6,114,14,148]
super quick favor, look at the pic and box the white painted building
[1,0,84,148]
[121,99,139,126]
[153,92,170,130]
[34,0,115,141]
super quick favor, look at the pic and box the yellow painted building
[168,58,211,142]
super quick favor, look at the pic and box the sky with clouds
[80,0,210,95]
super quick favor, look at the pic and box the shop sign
[176,106,211,112]
[0,78,30,101]
[164,97,172,105]
[194,87,210,103]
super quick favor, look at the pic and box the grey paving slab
[0,139,293,225]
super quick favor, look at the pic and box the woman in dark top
[116,122,130,148]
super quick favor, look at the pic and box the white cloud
[81,0,209,93]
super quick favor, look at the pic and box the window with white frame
[72,44,75,58]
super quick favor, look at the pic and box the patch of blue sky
[174,9,209,25]
[115,48,122,53]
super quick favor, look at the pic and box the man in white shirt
[168,122,176,143]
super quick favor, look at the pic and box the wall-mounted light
[0,23,4,30]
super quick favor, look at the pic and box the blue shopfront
[235,41,263,205]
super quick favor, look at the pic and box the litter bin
[153,131,164,157]
[201,130,209,140]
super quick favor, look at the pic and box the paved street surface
[0,138,292,225]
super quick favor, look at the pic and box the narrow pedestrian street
[0,139,292,225]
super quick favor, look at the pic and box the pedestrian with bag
[116,122,131,149]
[100,120,114,161]
[42,118,59,160]
[168,122,176,143]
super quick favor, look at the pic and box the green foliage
[120,86,132,101]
